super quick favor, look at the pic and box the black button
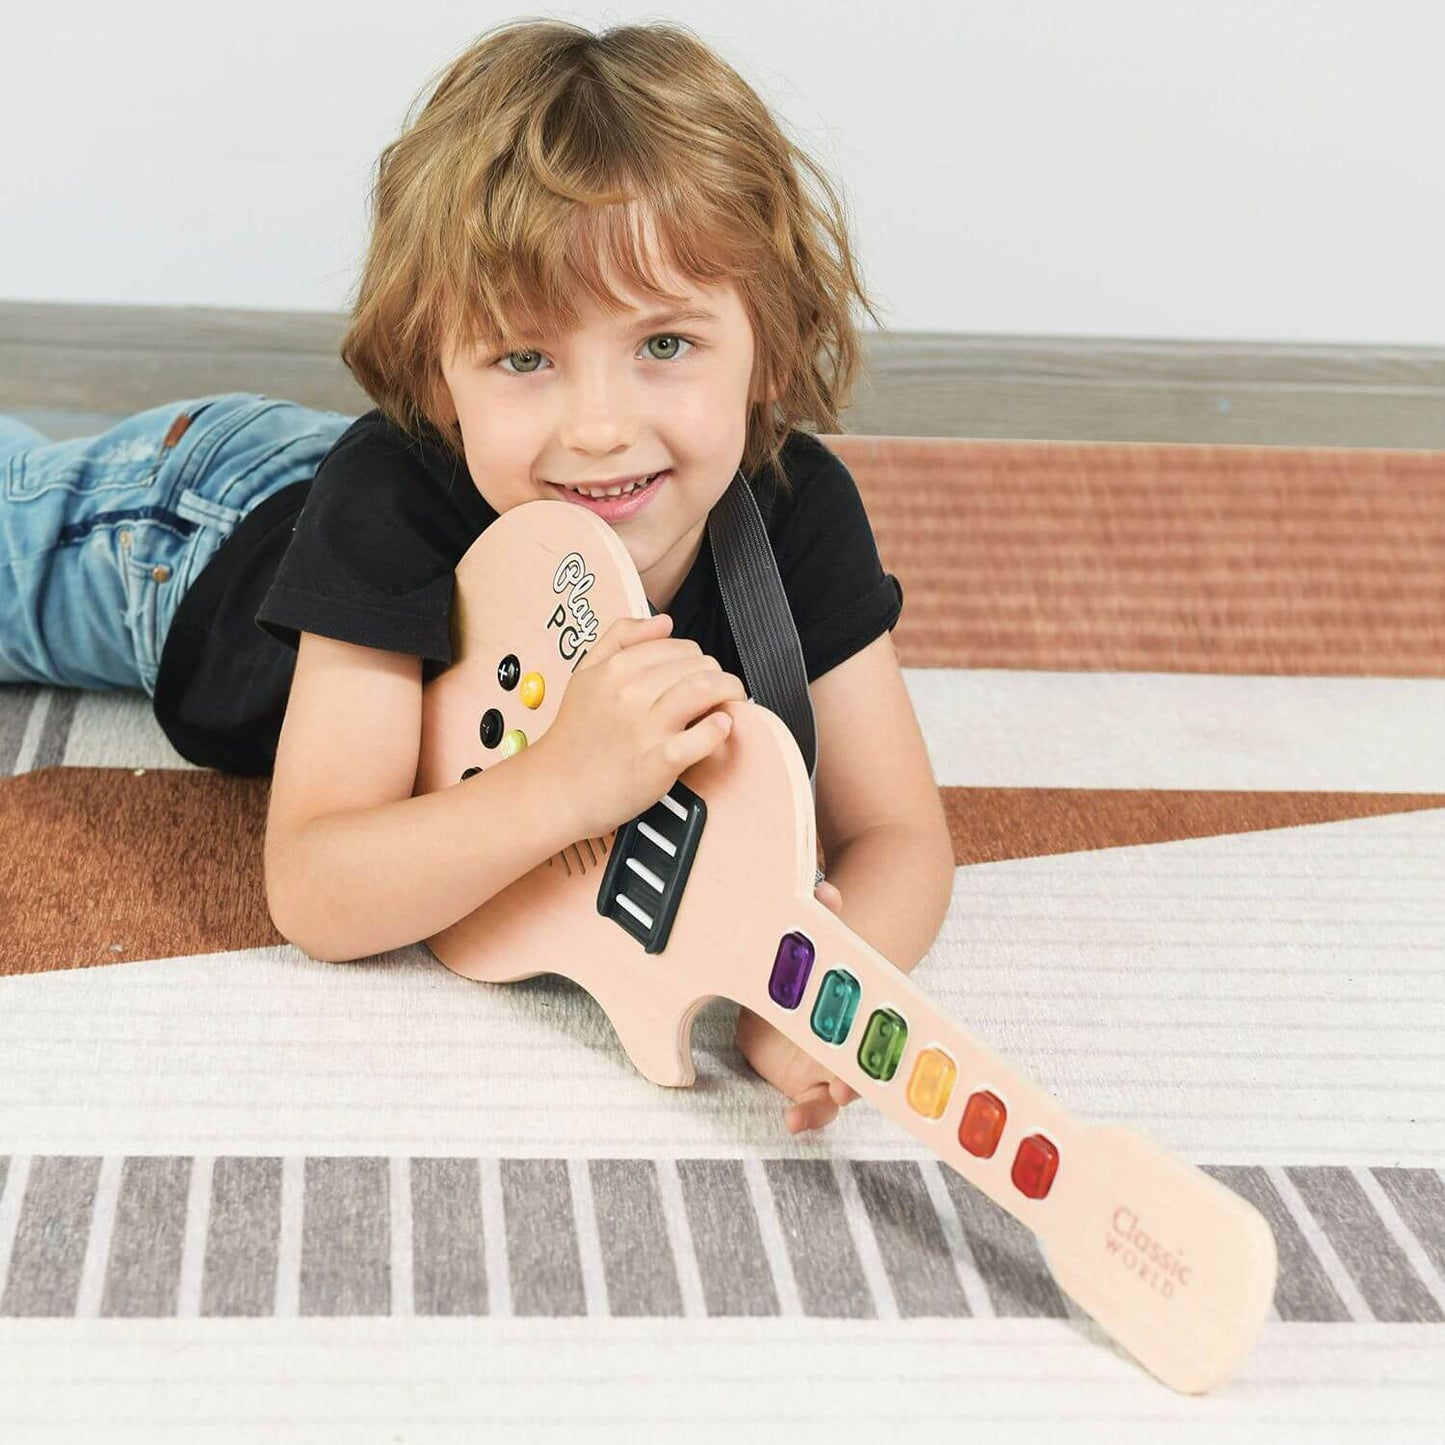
[497,655,521,690]
[480,710,505,748]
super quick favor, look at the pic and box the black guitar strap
[644,467,817,788]
[707,467,818,790]
[644,467,821,880]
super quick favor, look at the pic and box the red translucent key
[957,1089,1007,1158]
[1011,1134,1060,1199]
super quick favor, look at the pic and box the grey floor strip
[0,1156,1441,1322]
[500,1159,585,1317]
[29,688,80,769]
[0,686,38,775]
[1287,1165,1444,1323]
[100,1156,191,1317]
[852,1160,972,1318]
[588,1159,684,1318]
[1372,1167,1445,1283]
[0,1155,101,1317]
[764,1158,875,1318]
[299,1157,390,1316]
[1203,1165,1350,1321]
[936,1164,1070,1318]
[410,1157,487,1316]
[675,1158,778,1316]
[202,1156,282,1317]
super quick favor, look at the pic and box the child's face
[436,222,764,608]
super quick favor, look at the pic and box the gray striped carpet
[1,1155,1442,1324]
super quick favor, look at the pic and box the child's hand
[537,613,747,840]
[735,879,861,1134]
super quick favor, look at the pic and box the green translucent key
[858,1007,908,1082]
[810,969,861,1045]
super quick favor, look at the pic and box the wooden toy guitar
[414,499,1277,1394]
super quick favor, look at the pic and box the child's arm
[264,631,590,962]
[808,630,957,968]
[265,614,740,963]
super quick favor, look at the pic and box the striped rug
[1,433,1443,1441]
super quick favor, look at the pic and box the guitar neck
[417,497,1277,1394]
[740,892,1276,1395]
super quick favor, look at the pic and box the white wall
[4,1,1442,344]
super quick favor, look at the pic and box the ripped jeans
[0,394,355,695]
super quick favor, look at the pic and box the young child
[0,18,955,1133]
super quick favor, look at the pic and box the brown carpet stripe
[2,767,1441,977]
[822,436,1445,676]
[941,788,1445,866]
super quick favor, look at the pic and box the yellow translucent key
[906,1046,957,1119]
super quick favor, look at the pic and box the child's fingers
[828,1080,860,1107]
[785,1101,835,1134]
[576,612,671,672]
[785,1081,839,1134]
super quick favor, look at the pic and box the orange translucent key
[958,1089,1007,1158]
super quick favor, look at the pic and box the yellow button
[500,729,528,758]
[151,565,171,582]
[519,672,545,709]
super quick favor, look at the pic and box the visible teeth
[566,472,659,498]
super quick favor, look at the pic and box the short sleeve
[770,436,904,683]
[255,412,494,665]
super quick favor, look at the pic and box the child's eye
[491,334,695,375]
[494,348,548,375]
[641,333,694,362]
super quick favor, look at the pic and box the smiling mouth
[550,471,666,498]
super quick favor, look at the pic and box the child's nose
[559,373,641,452]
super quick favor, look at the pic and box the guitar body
[415,500,818,1087]
[415,499,1277,1395]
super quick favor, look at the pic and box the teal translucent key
[858,1007,908,1082]
[810,969,861,1044]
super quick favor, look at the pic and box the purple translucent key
[768,931,816,1009]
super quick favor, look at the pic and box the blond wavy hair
[339,16,883,491]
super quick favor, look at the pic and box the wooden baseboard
[3,299,1442,448]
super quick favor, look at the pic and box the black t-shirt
[152,409,903,775]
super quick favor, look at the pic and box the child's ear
[756,360,784,406]
[428,366,459,428]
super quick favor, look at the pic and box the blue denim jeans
[0,394,356,695]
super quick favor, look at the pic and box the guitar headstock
[416,499,650,796]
